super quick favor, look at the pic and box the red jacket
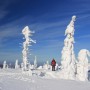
[51,59,56,66]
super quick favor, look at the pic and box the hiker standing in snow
[51,59,56,71]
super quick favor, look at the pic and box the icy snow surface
[0,69,90,90]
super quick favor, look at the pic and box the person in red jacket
[51,59,56,71]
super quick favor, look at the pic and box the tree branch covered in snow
[22,26,36,71]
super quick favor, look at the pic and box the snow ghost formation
[61,16,76,80]
[46,60,50,69]
[34,56,37,69]
[15,59,19,69]
[3,61,7,69]
[55,63,59,70]
[22,26,36,71]
[77,49,90,81]
[43,61,50,70]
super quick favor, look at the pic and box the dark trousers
[52,66,55,71]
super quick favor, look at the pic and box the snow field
[0,69,90,90]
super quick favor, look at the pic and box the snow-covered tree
[76,49,90,81]
[46,61,49,66]
[55,63,59,71]
[22,26,36,71]
[43,61,50,70]
[34,56,37,69]
[15,59,19,69]
[46,60,51,70]
[61,16,76,80]
[3,61,7,69]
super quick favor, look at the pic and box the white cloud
[0,11,70,50]
[29,19,68,41]
[0,27,19,38]
[76,34,90,39]
[0,0,18,20]
[0,10,8,19]
[43,40,63,49]
[0,21,21,48]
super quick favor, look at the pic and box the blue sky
[0,0,90,65]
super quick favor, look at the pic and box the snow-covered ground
[0,69,90,90]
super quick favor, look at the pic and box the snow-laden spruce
[43,61,51,70]
[61,16,76,80]
[3,61,7,69]
[76,49,90,81]
[22,26,36,71]
[34,56,37,69]
[15,59,19,69]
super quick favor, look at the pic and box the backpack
[51,60,56,66]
